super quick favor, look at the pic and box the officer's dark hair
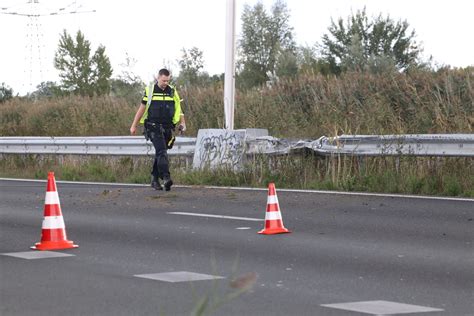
[158,68,170,77]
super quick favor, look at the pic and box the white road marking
[321,300,444,315]
[236,227,251,230]
[1,251,74,259]
[168,212,262,222]
[134,271,225,283]
[1,178,473,202]
[199,185,474,202]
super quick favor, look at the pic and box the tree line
[0,0,446,102]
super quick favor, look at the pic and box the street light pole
[224,0,236,130]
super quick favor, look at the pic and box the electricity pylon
[1,0,95,95]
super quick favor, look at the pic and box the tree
[110,54,143,103]
[54,30,112,96]
[275,50,298,79]
[118,53,142,85]
[0,82,13,103]
[296,45,332,75]
[91,45,113,95]
[320,8,421,74]
[31,81,63,98]
[176,47,205,87]
[238,0,296,87]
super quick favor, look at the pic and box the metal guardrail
[0,134,473,157]
[0,136,196,156]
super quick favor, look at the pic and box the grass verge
[0,154,472,198]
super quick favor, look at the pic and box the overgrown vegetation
[0,96,136,136]
[2,68,472,137]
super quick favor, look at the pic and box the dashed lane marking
[321,300,444,315]
[1,251,75,260]
[134,271,225,283]
[167,212,262,222]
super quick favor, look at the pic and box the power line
[1,0,95,95]
[0,0,95,17]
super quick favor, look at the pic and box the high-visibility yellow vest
[139,82,182,125]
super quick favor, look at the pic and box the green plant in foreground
[191,272,257,316]
[189,252,257,316]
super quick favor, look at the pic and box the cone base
[31,240,78,251]
[258,228,291,235]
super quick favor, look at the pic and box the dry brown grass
[1,68,472,137]
[1,68,472,196]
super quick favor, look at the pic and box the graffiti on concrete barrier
[197,132,244,168]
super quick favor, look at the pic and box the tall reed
[1,68,472,137]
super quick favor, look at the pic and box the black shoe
[163,178,173,191]
[151,177,163,190]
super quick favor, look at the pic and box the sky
[0,0,473,95]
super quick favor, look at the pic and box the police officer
[130,68,186,191]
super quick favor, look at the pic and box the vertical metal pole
[224,0,236,130]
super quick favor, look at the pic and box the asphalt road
[1,179,473,316]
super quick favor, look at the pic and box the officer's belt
[145,121,173,129]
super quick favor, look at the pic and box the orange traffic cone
[258,183,291,235]
[31,172,78,250]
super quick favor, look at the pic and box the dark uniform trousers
[146,122,173,180]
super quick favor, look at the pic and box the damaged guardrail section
[246,134,474,157]
[0,134,473,160]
